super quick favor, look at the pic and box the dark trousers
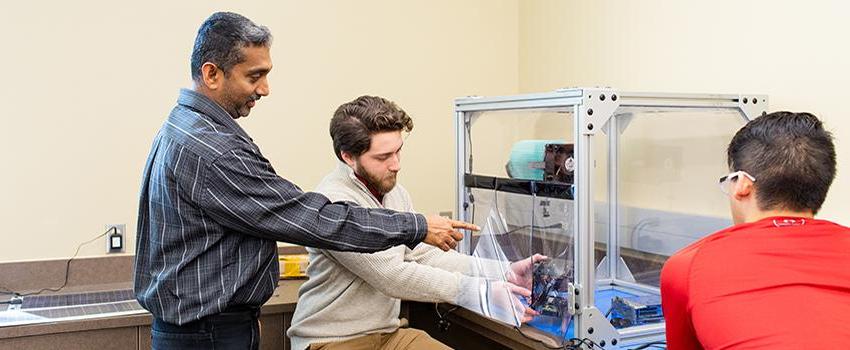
[152,306,261,350]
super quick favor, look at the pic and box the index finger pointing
[450,220,480,231]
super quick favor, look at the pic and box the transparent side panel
[461,107,577,344]
[527,192,575,342]
[467,203,532,327]
[466,188,577,342]
[598,107,747,331]
[467,189,535,262]
[467,108,575,179]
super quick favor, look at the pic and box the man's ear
[200,62,222,90]
[340,151,357,168]
[732,177,754,200]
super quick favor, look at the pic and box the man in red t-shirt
[661,111,850,349]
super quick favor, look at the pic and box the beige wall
[0,1,519,262]
[5,1,847,263]
[519,0,849,225]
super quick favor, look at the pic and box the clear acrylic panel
[467,189,535,262]
[587,106,747,333]
[468,206,530,327]
[463,107,578,343]
[468,108,575,180]
[526,192,575,342]
[612,107,747,287]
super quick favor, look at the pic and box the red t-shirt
[660,217,850,349]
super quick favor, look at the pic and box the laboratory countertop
[1,280,661,350]
[0,279,305,340]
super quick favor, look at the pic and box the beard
[233,94,260,118]
[221,85,260,118]
[355,163,397,195]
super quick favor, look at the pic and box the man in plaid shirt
[135,12,474,350]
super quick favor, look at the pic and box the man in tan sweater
[287,96,541,350]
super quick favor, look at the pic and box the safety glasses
[718,170,756,195]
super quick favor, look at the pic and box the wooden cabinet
[0,327,139,350]
[1,312,293,350]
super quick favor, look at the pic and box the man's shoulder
[661,227,734,289]
[385,184,413,211]
[162,105,250,161]
[316,187,361,205]
[661,241,701,285]
[811,218,850,233]
[314,171,365,204]
[390,183,411,197]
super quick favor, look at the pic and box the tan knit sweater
[287,163,484,350]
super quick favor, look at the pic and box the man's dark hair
[190,12,272,82]
[727,111,836,214]
[330,96,414,162]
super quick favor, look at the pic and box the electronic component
[530,260,572,318]
[505,140,574,184]
[543,143,574,183]
[608,295,664,328]
[106,224,125,253]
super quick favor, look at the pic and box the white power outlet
[106,224,126,253]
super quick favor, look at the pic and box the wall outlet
[438,211,453,219]
[106,224,125,253]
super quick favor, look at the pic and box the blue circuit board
[526,288,641,339]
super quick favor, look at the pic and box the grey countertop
[0,279,305,340]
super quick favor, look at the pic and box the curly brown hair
[330,95,414,162]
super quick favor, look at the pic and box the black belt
[222,304,261,315]
[153,305,261,332]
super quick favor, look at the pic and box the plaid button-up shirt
[134,89,427,325]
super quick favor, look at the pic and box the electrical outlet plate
[106,224,126,253]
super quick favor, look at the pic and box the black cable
[567,338,609,350]
[434,303,458,319]
[0,227,117,297]
[470,191,475,230]
[630,341,667,350]
[466,118,473,172]
[434,303,459,332]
